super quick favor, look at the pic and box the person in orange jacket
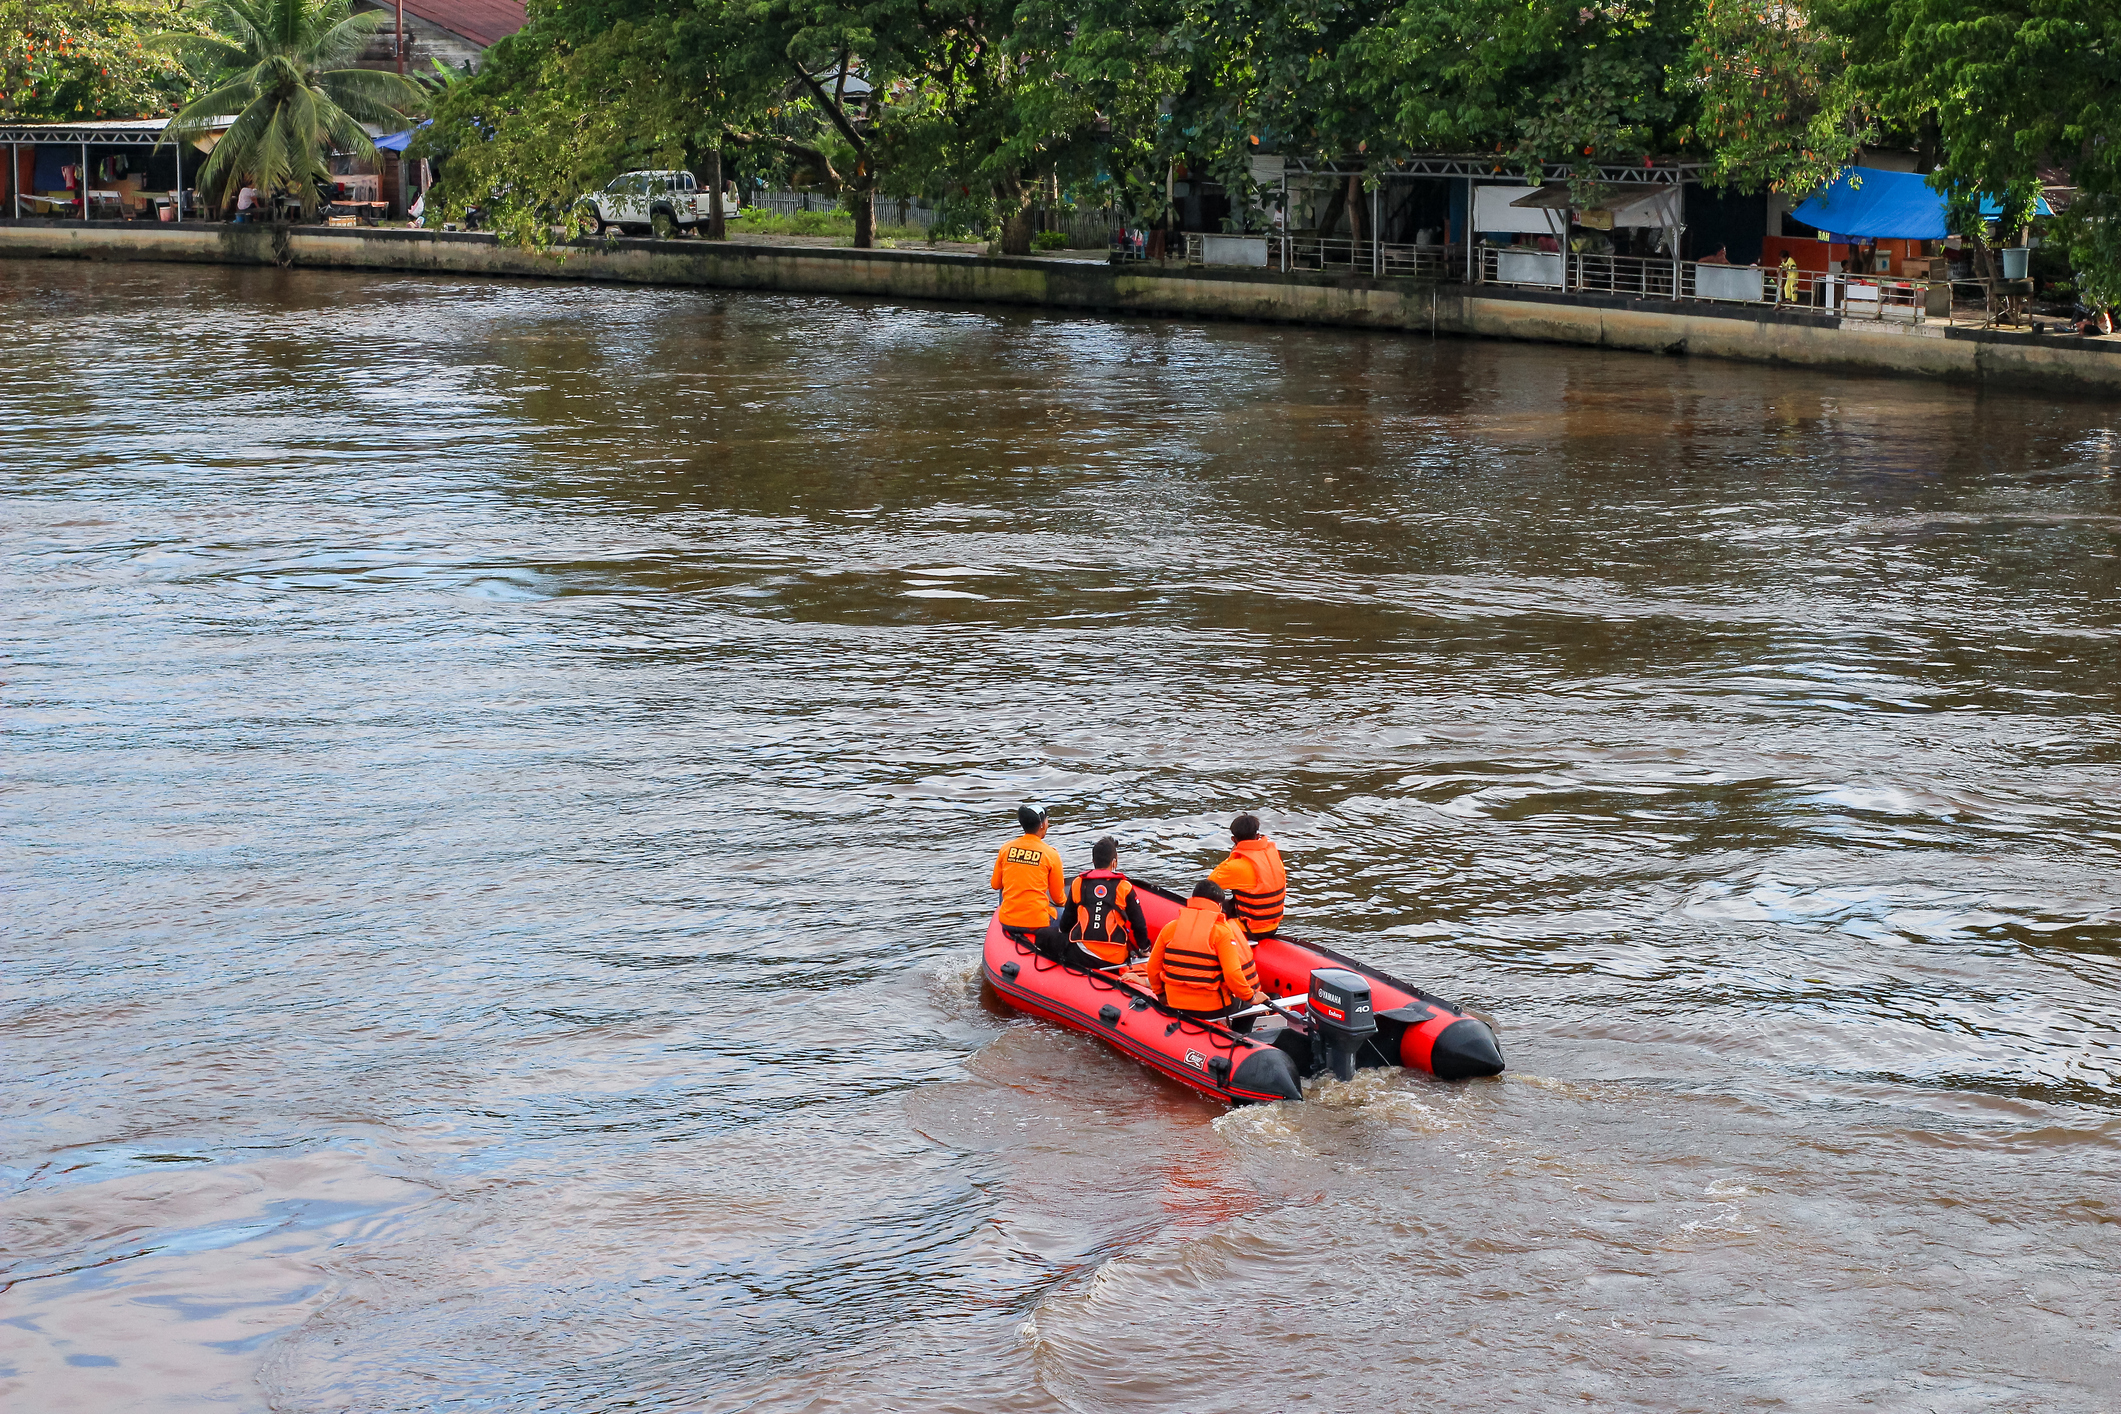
[1144,881,1268,1030]
[991,805,1067,961]
[1209,813,1286,938]
[1056,835,1152,966]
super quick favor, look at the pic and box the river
[4,261,2118,1411]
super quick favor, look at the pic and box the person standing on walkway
[991,805,1066,961]
[1209,813,1287,939]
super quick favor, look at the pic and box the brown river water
[4,262,2119,1412]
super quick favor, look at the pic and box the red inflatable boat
[982,881,1504,1104]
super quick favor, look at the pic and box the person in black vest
[1056,836,1152,967]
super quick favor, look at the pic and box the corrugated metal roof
[0,119,243,145]
[377,0,528,48]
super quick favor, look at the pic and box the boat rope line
[1002,933,1256,1060]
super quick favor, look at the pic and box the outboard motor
[1307,968,1376,1081]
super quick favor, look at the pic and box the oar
[1222,993,1311,1024]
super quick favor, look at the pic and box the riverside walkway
[5,218,2116,395]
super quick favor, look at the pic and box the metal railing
[1182,231,1454,279]
[1167,234,1940,323]
[1477,247,1932,321]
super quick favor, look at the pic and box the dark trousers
[1006,926,1106,971]
[1172,1001,1257,1034]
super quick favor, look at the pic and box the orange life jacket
[1224,838,1286,936]
[1156,901,1259,1012]
[1067,869,1137,965]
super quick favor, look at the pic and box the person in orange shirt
[990,805,1067,961]
[1208,813,1287,939]
[1144,882,1268,1030]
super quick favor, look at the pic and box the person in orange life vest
[1208,814,1287,938]
[991,805,1069,962]
[1144,882,1268,1031]
[1056,835,1152,966]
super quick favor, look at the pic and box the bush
[1032,230,1071,251]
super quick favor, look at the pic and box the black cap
[1018,805,1048,833]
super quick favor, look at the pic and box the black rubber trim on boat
[997,917,1259,1053]
[1232,1045,1303,1101]
[986,936,1276,1101]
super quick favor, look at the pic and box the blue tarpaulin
[373,122,430,153]
[1791,166,2053,239]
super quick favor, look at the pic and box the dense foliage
[13,0,2108,306]
[1,0,205,120]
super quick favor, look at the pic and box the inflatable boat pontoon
[982,881,1505,1104]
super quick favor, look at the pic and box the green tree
[1169,0,1705,218]
[420,7,712,248]
[1684,0,1871,197]
[1,0,204,121]
[159,0,421,219]
[1821,0,2119,305]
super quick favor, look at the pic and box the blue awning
[373,122,430,153]
[1791,166,2053,239]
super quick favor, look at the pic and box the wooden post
[80,138,89,220]
[172,128,183,223]
[395,0,405,75]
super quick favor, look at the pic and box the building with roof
[1,118,221,222]
[350,0,527,75]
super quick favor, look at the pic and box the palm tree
[159,0,421,221]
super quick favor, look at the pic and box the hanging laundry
[61,164,77,190]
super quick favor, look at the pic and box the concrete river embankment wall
[7,220,2119,395]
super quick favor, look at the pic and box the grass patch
[730,209,931,242]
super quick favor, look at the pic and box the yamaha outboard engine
[1307,968,1376,1081]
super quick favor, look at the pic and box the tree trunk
[852,182,874,248]
[705,149,725,239]
[1000,202,1035,255]
[1344,175,1365,246]
[998,174,1034,255]
[849,91,880,250]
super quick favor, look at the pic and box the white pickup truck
[580,170,719,238]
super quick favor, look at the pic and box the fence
[1476,247,1933,321]
[1184,231,1453,280]
[1169,234,1941,321]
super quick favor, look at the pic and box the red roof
[401,0,526,47]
